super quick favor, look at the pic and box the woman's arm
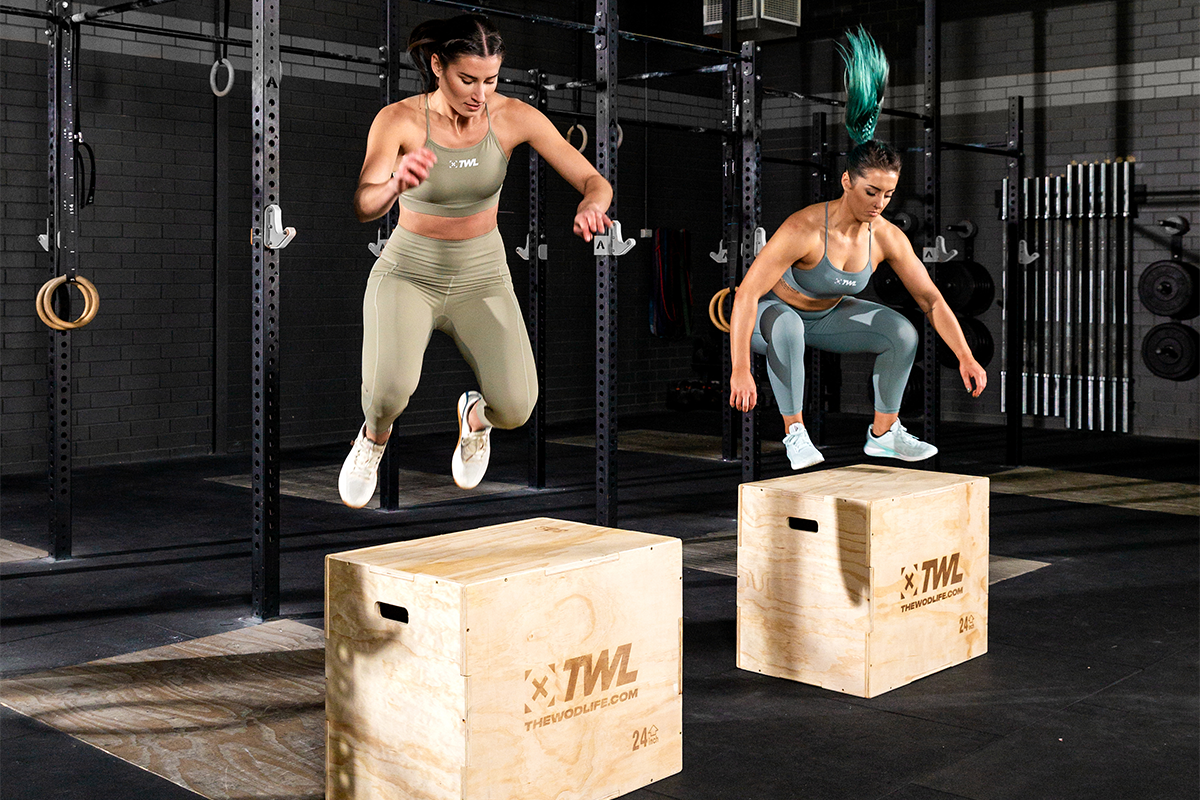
[353,103,437,223]
[728,215,814,411]
[516,102,613,241]
[880,224,987,397]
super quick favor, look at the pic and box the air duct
[703,0,801,41]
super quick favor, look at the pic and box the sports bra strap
[423,93,431,138]
[823,202,830,258]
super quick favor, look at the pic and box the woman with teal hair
[727,28,987,469]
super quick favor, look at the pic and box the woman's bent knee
[482,385,538,430]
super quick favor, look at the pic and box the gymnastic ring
[36,275,100,331]
[566,124,588,153]
[708,287,731,333]
[615,123,623,149]
[209,57,234,97]
[37,275,99,330]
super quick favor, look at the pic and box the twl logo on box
[523,644,640,730]
[899,553,965,611]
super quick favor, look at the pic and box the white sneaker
[864,420,938,462]
[338,425,388,508]
[452,391,491,489]
[783,422,824,470]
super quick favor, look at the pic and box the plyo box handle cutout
[376,602,409,624]
[787,517,819,532]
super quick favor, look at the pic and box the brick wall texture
[2,0,1196,474]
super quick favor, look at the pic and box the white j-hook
[752,226,767,257]
[921,235,959,264]
[516,234,548,262]
[264,204,296,250]
[593,219,635,257]
[709,238,728,264]
[1017,239,1040,265]
[368,227,388,257]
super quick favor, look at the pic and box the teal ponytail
[837,27,889,147]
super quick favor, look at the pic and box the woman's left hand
[959,357,987,397]
[573,202,612,242]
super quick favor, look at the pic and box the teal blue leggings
[751,294,918,415]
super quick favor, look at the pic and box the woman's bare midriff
[771,279,843,312]
[398,204,499,240]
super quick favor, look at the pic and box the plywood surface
[0,539,49,564]
[0,620,326,800]
[326,520,683,800]
[332,517,675,584]
[748,463,987,503]
[738,468,990,697]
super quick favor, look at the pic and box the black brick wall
[3,0,1195,476]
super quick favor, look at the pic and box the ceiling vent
[703,0,801,41]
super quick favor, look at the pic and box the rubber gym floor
[2,412,1197,800]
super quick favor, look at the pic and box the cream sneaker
[338,425,388,508]
[452,391,491,489]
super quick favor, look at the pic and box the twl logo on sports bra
[449,158,479,169]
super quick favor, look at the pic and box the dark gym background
[1,2,1197,800]
[4,0,1196,474]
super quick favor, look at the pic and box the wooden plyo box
[737,464,989,698]
[326,517,682,800]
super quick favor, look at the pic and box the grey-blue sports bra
[778,202,873,299]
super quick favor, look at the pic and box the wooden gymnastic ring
[36,278,69,330]
[708,287,732,333]
[36,275,100,330]
[38,275,99,330]
[566,124,588,153]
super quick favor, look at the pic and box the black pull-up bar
[544,63,730,92]
[763,86,932,124]
[71,0,181,24]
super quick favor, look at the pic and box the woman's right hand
[730,367,758,412]
[391,147,437,193]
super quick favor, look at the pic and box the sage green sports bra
[778,202,873,299]
[398,94,509,218]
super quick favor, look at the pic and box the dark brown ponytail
[407,14,505,94]
[846,139,902,181]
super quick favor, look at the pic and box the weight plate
[934,260,995,316]
[937,317,995,370]
[1138,260,1198,319]
[1142,322,1199,381]
[872,262,917,309]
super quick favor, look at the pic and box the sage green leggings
[360,226,537,435]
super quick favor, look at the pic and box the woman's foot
[452,391,492,489]
[783,422,824,470]
[863,420,937,461]
[339,424,389,508]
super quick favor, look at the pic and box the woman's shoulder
[487,93,535,125]
[778,202,828,235]
[376,95,425,125]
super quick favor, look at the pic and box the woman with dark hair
[728,28,987,470]
[339,14,613,507]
